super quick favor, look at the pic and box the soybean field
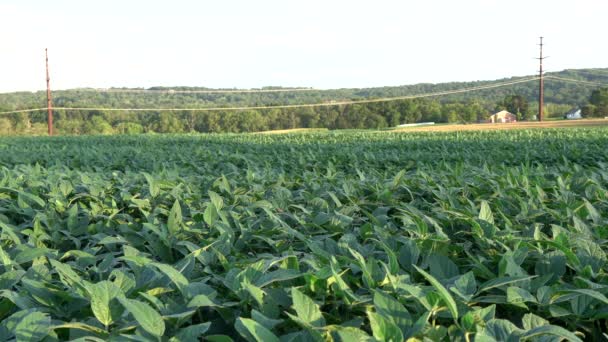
[1,128,608,341]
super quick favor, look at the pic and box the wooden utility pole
[45,48,54,136]
[537,37,546,122]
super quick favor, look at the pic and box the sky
[0,0,606,92]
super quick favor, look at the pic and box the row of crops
[0,129,607,341]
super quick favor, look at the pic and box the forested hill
[0,68,607,135]
[2,68,607,109]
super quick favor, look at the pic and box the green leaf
[251,310,283,331]
[204,203,219,226]
[329,257,359,303]
[520,325,582,342]
[521,313,548,330]
[209,191,224,211]
[414,265,459,321]
[373,291,412,334]
[479,200,494,224]
[507,286,537,305]
[348,247,375,288]
[243,281,265,308]
[476,319,522,342]
[88,280,123,327]
[15,311,51,342]
[187,294,219,308]
[404,311,431,339]
[477,275,537,294]
[143,173,159,197]
[450,271,477,301]
[13,247,54,264]
[170,322,211,342]
[235,317,280,342]
[565,289,608,306]
[291,287,325,327]
[330,326,374,342]
[368,311,404,342]
[53,322,109,336]
[168,199,182,234]
[0,187,45,208]
[254,269,302,288]
[118,296,165,337]
[428,254,460,280]
[151,262,189,294]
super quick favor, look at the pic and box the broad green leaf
[520,325,582,342]
[235,317,280,342]
[254,269,302,288]
[118,297,165,337]
[330,326,374,342]
[373,291,412,334]
[151,262,189,294]
[506,286,537,305]
[0,187,45,208]
[564,289,608,306]
[479,200,494,224]
[243,281,265,308]
[15,311,51,342]
[414,266,459,321]
[170,322,211,342]
[187,294,219,308]
[203,203,219,226]
[521,313,548,330]
[88,280,123,327]
[168,199,182,234]
[476,319,522,342]
[428,254,460,280]
[477,275,537,294]
[329,257,359,303]
[209,191,224,211]
[251,310,283,331]
[53,322,109,336]
[368,311,404,342]
[450,271,477,301]
[291,288,325,327]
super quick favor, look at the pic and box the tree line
[0,68,607,135]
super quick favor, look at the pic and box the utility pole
[45,48,54,136]
[537,37,547,122]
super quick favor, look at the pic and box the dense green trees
[1,68,606,135]
[583,88,608,117]
[497,95,532,120]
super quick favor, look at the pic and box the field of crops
[1,128,607,341]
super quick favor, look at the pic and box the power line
[567,69,608,77]
[0,108,49,115]
[0,77,539,115]
[546,75,608,87]
[0,87,318,95]
[70,87,318,94]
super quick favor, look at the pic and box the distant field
[391,118,608,132]
[255,128,329,134]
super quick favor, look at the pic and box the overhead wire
[545,75,608,87]
[0,77,540,115]
[0,108,49,115]
[67,87,318,94]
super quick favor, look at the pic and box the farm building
[564,108,582,120]
[489,110,517,123]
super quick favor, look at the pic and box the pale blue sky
[1,0,606,92]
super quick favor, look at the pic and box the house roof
[565,108,581,115]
